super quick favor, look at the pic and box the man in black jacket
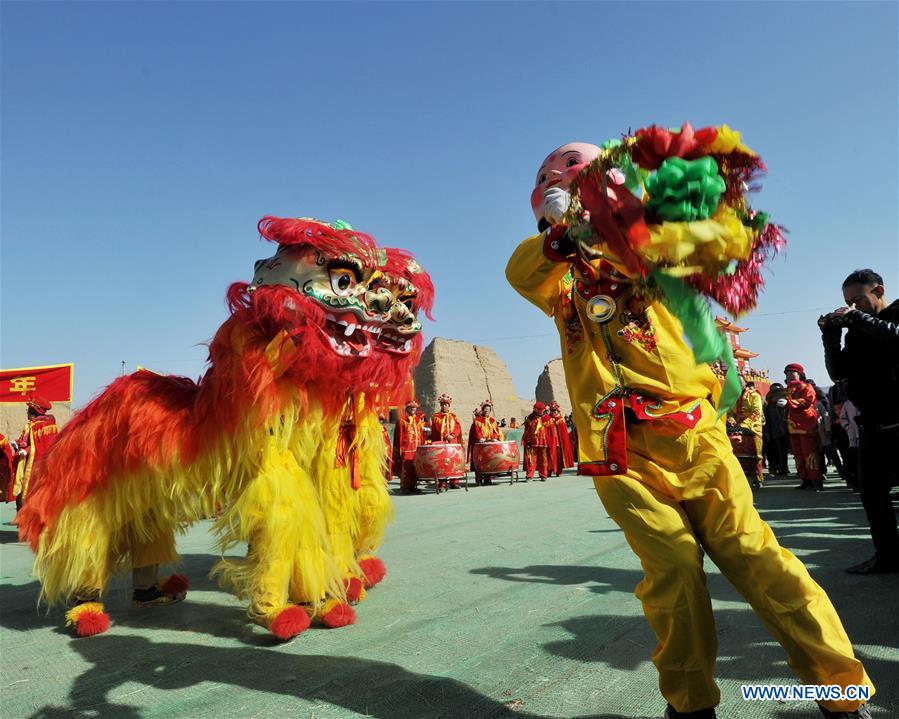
[763,383,790,476]
[820,269,899,574]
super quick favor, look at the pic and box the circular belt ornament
[585,294,617,323]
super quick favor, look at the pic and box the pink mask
[530,142,602,223]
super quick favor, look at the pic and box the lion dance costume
[507,125,872,716]
[18,216,433,640]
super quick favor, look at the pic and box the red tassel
[75,610,111,637]
[160,573,190,596]
[321,602,356,628]
[358,556,386,588]
[269,605,311,640]
[344,576,364,603]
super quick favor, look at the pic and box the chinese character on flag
[0,364,73,403]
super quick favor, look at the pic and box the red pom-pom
[321,602,356,628]
[344,576,364,603]
[269,605,311,640]
[358,557,386,588]
[76,610,111,637]
[160,573,190,595]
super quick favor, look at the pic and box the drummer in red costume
[392,399,427,494]
[522,402,552,481]
[430,393,464,489]
[467,400,504,481]
[12,396,59,510]
[784,363,824,491]
[431,394,463,445]
[548,401,575,476]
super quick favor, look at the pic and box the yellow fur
[213,430,345,618]
[32,396,308,606]
[352,403,394,557]
[33,389,394,624]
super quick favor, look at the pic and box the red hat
[549,401,560,411]
[405,398,421,409]
[533,402,547,412]
[437,393,453,405]
[784,363,805,375]
[27,395,52,414]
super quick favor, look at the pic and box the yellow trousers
[593,401,872,713]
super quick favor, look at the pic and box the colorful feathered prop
[18,217,432,639]
[565,123,785,412]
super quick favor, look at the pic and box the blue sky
[2,1,896,406]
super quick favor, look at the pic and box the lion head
[222,217,432,400]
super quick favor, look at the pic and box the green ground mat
[1,472,896,718]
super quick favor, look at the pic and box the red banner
[0,364,73,403]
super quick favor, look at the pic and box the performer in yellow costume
[507,128,872,719]
[728,381,765,487]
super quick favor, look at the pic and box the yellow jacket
[730,388,764,436]
[506,232,720,474]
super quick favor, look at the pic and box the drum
[729,431,761,478]
[413,442,466,479]
[729,431,758,458]
[473,440,520,474]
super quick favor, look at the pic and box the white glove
[542,186,571,225]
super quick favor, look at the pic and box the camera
[818,312,851,330]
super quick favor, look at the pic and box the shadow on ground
[0,554,270,644]
[25,634,648,719]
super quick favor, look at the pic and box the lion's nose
[366,288,393,313]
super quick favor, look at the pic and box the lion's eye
[329,268,356,296]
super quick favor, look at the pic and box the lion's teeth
[344,322,357,337]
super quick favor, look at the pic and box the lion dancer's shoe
[65,597,111,637]
[133,573,190,608]
[132,565,190,608]
[319,598,356,628]
[265,605,312,641]
[259,600,354,636]
[344,576,367,604]
[63,567,189,637]
[357,555,386,589]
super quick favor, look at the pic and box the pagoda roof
[715,316,748,332]
[734,348,759,359]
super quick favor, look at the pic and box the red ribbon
[574,170,649,277]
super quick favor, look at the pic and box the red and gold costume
[430,394,464,489]
[12,396,59,503]
[17,217,433,640]
[392,401,427,492]
[548,401,575,475]
[729,385,765,485]
[784,364,823,485]
[522,403,552,480]
[430,395,463,445]
[466,401,503,471]
[430,412,463,443]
